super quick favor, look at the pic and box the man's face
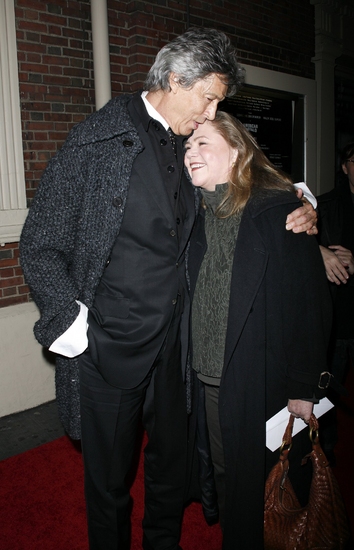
[342,155,354,193]
[166,73,227,136]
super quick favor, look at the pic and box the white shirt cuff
[49,301,88,358]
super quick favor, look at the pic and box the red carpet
[0,433,222,550]
[0,369,353,549]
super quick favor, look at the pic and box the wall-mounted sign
[220,93,293,175]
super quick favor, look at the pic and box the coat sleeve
[266,202,332,400]
[20,142,86,348]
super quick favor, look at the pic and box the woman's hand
[287,399,314,423]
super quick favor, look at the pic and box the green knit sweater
[192,183,242,384]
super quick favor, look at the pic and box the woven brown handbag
[264,413,350,549]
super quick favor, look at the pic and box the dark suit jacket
[87,94,196,389]
[317,182,354,339]
[188,189,332,548]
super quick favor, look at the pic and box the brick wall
[17,0,95,205]
[0,0,315,308]
[0,243,29,307]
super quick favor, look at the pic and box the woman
[184,112,332,548]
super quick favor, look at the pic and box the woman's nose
[185,146,196,157]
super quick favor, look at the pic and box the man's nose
[204,101,218,120]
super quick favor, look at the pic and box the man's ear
[342,162,348,176]
[169,72,179,93]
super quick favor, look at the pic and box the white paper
[293,182,317,209]
[266,398,334,452]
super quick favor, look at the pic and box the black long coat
[188,189,332,548]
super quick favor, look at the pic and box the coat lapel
[178,178,197,258]
[223,208,268,369]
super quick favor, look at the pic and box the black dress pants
[79,307,187,550]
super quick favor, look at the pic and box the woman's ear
[342,162,348,176]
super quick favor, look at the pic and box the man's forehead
[197,73,227,98]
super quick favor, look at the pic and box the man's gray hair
[144,27,244,97]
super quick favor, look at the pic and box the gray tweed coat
[20,95,144,439]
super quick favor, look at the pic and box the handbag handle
[279,413,320,456]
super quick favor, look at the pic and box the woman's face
[184,120,238,192]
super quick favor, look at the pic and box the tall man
[20,28,316,550]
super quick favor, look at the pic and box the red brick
[23,8,39,20]
[3,287,18,297]
[42,55,70,67]
[19,42,47,54]
[41,35,69,47]
[21,62,49,74]
[17,0,46,10]
[0,268,15,278]
[18,20,48,34]
[19,285,30,295]
[42,75,71,86]
[47,25,63,36]
[0,276,24,288]
[39,12,68,26]
[26,122,54,131]
[29,141,56,150]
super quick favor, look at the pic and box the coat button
[172,298,177,305]
[167,165,175,173]
[123,140,133,147]
[160,139,167,146]
[170,230,176,237]
[113,196,123,207]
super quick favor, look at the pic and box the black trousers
[79,306,187,550]
[203,384,225,529]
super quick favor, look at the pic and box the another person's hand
[329,245,354,276]
[287,399,314,423]
[285,189,318,235]
[319,245,351,284]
